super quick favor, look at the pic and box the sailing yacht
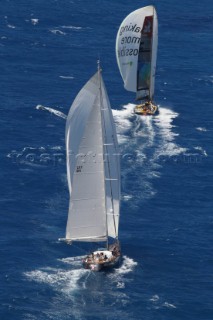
[116,5,158,115]
[60,62,121,271]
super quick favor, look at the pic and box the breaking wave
[60,25,82,30]
[196,127,208,132]
[59,75,74,79]
[49,29,66,35]
[194,146,208,157]
[149,294,177,310]
[36,105,67,119]
[31,18,39,25]
[115,255,138,275]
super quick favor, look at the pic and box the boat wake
[112,103,135,144]
[24,254,137,294]
[36,104,67,119]
[105,255,138,290]
[152,107,187,159]
[24,255,90,294]
[24,254,137,319]
[112,104,186,201]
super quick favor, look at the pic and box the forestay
[116,5,158,101]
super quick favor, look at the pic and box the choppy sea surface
[1,0,212,319]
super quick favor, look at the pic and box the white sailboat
[60,62,121,271]
[116,5,158,115]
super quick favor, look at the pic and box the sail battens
[69,225,106,230]
[71,196,104,201]
[74,171,104,175]
[66,236,107,242]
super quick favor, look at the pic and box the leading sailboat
[116,5,158,115]
[60,63,121,271]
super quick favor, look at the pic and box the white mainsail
[65,70,120,242]
[116,5,158,101]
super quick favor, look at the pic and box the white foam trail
[59,256,85,268]
[154,107,178,135]
[60,25,82,30]
[149,294,160,302]
[196,127,208,132]
[163,302,177,309]
[7,24,16,29]
[135,113,156,152]
[49,29,66,35]
[149,294,177,310]
[59,75,74,79]
[24,256,90,294]
[153,107,187,158]
[194,146,208,156]
[24,267,88,294]
[112,105,182,156]
[116,282,125,288]
[31,19,39,25]
[115,255,138,275]
[112,104,187,200]
[106,255,138,290]
[36,105,67,119]
[123,195,133,201]
[195,75,213,85]
[112,104,135,144]
[51,145,63,150]
[155,142,187,158]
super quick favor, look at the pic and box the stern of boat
[134,102,158,115]
[82,243,121,271]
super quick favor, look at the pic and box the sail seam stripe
[71,197,105,201]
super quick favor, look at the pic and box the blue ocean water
[1,0,212,319]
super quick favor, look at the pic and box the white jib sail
[65,71,120,242]
[100,78,120,239]
[116,5,158,101]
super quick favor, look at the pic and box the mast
[97,60,109,248]
[149,6,154,101]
